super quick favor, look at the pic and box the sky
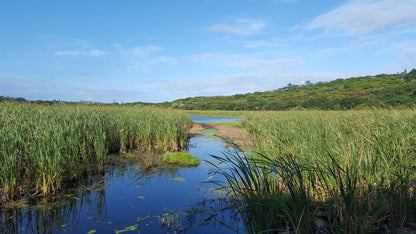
[1,0,416,103]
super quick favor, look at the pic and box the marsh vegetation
[0,102,190,202]
[1,102,415,233]
[210,109,416,233]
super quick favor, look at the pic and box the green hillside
[160,69,416,110]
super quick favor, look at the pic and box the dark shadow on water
[0,116,245,234]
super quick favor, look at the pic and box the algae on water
[171,177,186,182]
[162,152,199,166]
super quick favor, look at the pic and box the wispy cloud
[393,41,416,68]
[120,45,175,72]
[207,18,266,36]
[186,51,299,71]
[153,69,344,101]
[185,52,231,62]
[36,35,108,57]
[243,40,280,48]
[0,76,68,100]
[0,75,144,103]
[308,0,416,35]
[54,49,107,56]
[232,58,300,70]
[73,88,141,102]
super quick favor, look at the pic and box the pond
[0,116,244,234]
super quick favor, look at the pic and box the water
[0,116,244,233]
[189,116,244,123]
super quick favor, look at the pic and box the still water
[0,116,244,233]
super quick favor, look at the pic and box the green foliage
[162,152,199,166]
[0,103,190,201]
[405,69,416,81]
[210,110,416,233]
[161,71,416,110]
[207,121,244,128]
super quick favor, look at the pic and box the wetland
[0,115,245,233]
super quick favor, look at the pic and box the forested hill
[160,69,416,110]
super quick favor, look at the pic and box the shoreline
[189,122,253,150]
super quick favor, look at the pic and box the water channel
[0,116,245,233]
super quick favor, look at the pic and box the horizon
[1,69,413,104]
[1,0,416,103]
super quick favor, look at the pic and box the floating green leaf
[170,177,185,182]
[114,224,138,234]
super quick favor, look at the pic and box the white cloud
[128,45,162,56]
[121,45,175,72]
[73,88,141,103]
[393,42,416,68]
[185,52,231,62]
[54,49,107,56]
[243,40,280,48]
[152,69,345,101]
[308,0,416,35]
[0,75,144,103]
[154,73,275,98]
[0,76,69,101]
[37,35,108,57]
[207,18,266,36]
[404,48,416,60]
[232,58,300,70]
[186,51,299,72]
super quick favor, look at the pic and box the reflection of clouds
[0,170,108,234]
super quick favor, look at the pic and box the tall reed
[0,102,190,202]
[211,109,416,233]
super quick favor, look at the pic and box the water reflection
[1,116,244,233]
[1,169,108,233]
[189,116,244,123]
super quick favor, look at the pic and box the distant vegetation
[3,69,415,111]
[0,103,190,202]
[161,69,416,110]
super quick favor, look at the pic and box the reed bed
[0,102,190,202]
[210,109,416,233]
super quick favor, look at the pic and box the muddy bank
[210,124,253,150]
[206,124,253,150]
[189,121,253,150]
[189,123,205,135]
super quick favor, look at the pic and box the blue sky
[1,0,415,103]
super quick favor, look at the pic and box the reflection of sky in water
[189,116,244,123]
[0,117,244,234]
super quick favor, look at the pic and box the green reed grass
[210,109,416,233]
[0,102,191,202]
[162,152,199,166]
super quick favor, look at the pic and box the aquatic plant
[210,109,416,233]
[162,152,199,166]
[0,102,191,201]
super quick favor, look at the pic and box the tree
[405,69,416,81]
